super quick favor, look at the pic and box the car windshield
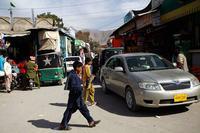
[126,55,175,72]
[37,54,62,69]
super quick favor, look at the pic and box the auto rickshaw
[37,52,64,85]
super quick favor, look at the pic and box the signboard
[152,11,161,26]
[152,0,164,9]
[161,0,200,23]
[136,13,152,30]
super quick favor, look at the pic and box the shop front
[158,0,200,79]
[4,31,35,63]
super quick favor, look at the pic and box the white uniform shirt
[4,62,12,75]
[177,53,189,72]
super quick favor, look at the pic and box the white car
[64,56,82,73]
[100,53,200,111]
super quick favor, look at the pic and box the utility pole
[8,7,13,31]
[31,8,37,56]
[9,2,16,31]
[31,8,36,28]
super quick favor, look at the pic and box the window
[115,58,124,69]
[126,55,175,72]
[37,54,61,69]
[106,58,116,69]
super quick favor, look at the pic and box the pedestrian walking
[59,61,100,130]
[82,57,96,106]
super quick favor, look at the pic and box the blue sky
[0,0,150,30]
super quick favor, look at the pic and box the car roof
[102,47,124,51]
[112,53,158,58]
[64,56,81,59]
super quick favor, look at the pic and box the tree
[89,38,100,53]
[75,31,90,42]
[75,30,100,53]
[37,12,64,28]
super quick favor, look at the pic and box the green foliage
[76,31,90,42]
[37,12,64,28]
[89,38,100,52]
[75,30,100,52]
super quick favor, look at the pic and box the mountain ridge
[82,29,114,45]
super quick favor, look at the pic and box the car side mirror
[114,67,124,72]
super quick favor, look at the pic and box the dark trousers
[61,97,94,127]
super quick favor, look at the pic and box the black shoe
[89,120,101,127]
[58,125,72,130]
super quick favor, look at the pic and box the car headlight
[191,77,200,87]
[139,82,161,91]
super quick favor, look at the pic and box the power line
[0,0,112,10]
[0,8,126,18]
[59,9,126,17]
[0,4,125,28]
[64,16,124,30]
[0,0,125,30]
[61,15,121,25]
[34,0,109,10]
[97,16,124,29]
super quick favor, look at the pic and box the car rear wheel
[102,78,109,94]
[125,87,139,112]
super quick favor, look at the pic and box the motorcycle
[0,71,5,89]
[17,74,35,90]
[28,78,34,90]
[11,70,19,90]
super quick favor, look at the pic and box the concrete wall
[0,16,54,32]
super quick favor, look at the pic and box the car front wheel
[102,78,109,94]
[125,88,139,112]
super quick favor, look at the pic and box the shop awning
[110,18,136,37]
[38,30,59,51]
[161,0,200,23]
[2,31,31,37]
[136,10,157,30]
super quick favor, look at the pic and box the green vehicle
[37,52,64,85]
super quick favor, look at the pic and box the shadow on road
[0,90,8,93]
[94,85,189,117]
[28,119,90,129]
[28,119,59,129]
[50,103,67,107]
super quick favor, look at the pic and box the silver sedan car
[100,53,200,111]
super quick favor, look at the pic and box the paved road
[0,84,200,133]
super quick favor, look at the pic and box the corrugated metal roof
[1,31,31,37]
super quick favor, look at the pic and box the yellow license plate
[174,94,187,102]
